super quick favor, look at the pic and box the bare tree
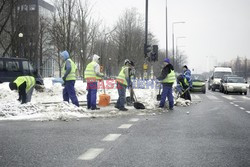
[75,0,100,77]
[49,0,78,77]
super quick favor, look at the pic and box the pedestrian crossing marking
[221,95,236,100]
[241,96,250,100]
[206,95,218,100]
[191,95,201,99]
[246,111,250,114]
[118,124,133,129]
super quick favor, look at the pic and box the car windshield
[214,72,231,78]
[191,75,205,82]
[227,77,245,83]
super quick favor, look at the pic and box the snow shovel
[98,80,111,107]
[176,87,190,100]
[157,84,162,101]
[131,88,145,109]
[126,84,135,106]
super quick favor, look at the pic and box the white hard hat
[124,59,130,65]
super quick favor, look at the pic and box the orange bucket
[98,93,111,107]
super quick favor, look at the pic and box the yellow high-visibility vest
[14,76,35,93]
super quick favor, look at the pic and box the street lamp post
[18,33,24,57]
[172,22,185,68]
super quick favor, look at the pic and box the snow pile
[0,78,196,121]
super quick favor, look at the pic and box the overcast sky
[48,0,250,73]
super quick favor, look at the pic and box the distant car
[0,57,43,85]
[209,67,232,91]
[223,77,248,95]
[219,74,237,93]
[191,74,206,94]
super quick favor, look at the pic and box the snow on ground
[0,78,193,121]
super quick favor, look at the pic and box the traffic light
[151,45,158,62]
[144,44,151,56]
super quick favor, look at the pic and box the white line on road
[230,102,234,105]
[221,95,236,100]
[102,134,121,141]
[192,95,201,99]
[129,118,139,122]
[241,96,250,100]
[246,111,250,114]
[206,95,219,100]
[234,104,239,107]
[239,107,245,110]
[118,124,133,129]
[78,148,104,160]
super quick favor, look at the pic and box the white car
[223,77,248,95]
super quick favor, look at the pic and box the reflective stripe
[84,61,101,80]
[116,66,128,86]
[62,59,77,80]
[14,76,35,93]
[162,70,176,83]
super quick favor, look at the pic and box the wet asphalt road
[0,90,250,167]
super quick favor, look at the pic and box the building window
[29,4,36,11]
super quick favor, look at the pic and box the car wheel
[212,87,215,91]
[244,92,247,95]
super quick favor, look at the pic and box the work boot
[119,107,128,111]
[91,107,100,110]
[114,105,120,109]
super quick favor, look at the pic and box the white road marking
[221,95,236,100]
[129,118,139,122]
[102,134,121,141]
[241,96,250,100]
[78,148,104,160]
[192,95,201,99]
[230,102,234,104]
[206,95,219,100]
[246,111,250,114]
[234,104,239,107]
[239,107,245,110]
[118,124,133,129]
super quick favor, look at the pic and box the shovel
[130,87,145,109]
[157,83,162,101]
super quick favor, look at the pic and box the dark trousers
[87,82,97,109]
[63,80,79,107]
[116,82,126,108]
[160,84,174,109]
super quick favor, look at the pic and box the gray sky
[92,0,250,73]
[47,0,250,73]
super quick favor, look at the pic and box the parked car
[191,74,206,94]
[219,74,237,93]
[0,57,43,85]
[223,77,248,95]
[208,66,232,91]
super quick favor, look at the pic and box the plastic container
[98,94,110,106]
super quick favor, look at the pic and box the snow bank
[0,78,195,121]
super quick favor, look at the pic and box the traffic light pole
[144,0,148,57]
[144,0,149,79]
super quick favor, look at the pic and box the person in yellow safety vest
[115,59,131,111]
[60,50,79,107]
[9,76,36,104]
[84,54,104,110]
[157,58,176,110]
